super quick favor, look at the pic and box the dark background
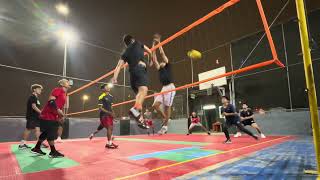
[0,0,319,117]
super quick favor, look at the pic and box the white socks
[20,140,25,145]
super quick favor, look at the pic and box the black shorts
[130,64,148,94]
[242,119,255,126]
[26,118,40,130]
[40,119,59,141]
[225,118,241,128]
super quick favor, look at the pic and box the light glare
[82,95,89,101]
[107,83,114,88]
[55,3,69,16]
[56,29,78,43]
[203,104,216,110]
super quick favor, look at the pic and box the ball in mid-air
[187,49,202,60]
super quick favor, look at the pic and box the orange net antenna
[256,0,284,67]
[67,0,240,96]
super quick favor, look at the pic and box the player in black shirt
[19,84,45,149]
[234,103,266,138]
[221,96,258,144]
[112,35,152,129]
[95,83,118,149]
[151,34,176,135]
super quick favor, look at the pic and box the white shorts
[189,122,202,129]
[153,83,176,107]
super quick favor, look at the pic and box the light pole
[63,39,67,77]
[56,3,70,77]
[55,28,77,116]
[55,29,77,76]
[190,57,194,85]
[58,30,77,76]
[56,3,70,117]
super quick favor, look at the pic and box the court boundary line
[114,136,292,180]
[173,155,247,180]
[116,137,212,146]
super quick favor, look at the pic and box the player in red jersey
[144,109,155,135]
[31,79,71,158]
[187,112,211,135]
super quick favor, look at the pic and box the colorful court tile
[129,146,221,162]
[11,144,79,173]
[175,138,317,180]
[0,135,295,179]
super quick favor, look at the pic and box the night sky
[0,0,319,117]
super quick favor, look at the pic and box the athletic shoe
[49,151,64,158]
[56,137,63,143]
[140,122,150,129]
[19,144,31,149]
[224,139,232,144]
[129,107,140,118]
[260,134,266,138]
[31,148,46,156]
[111,143,119,148]
[129,108,149,129]
[207,132,211,135]
[41,144,49,148]
[89,133,94,140]
[234,132,242,138]
[253,135,259,140]
[105,143,118,149]
[157,129,166,135]
[158,126,168,135]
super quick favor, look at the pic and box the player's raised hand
[111,77,117,84]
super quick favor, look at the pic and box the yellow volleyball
[187,49,202,60]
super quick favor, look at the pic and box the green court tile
[11,144,79,173]
[116,138,211,146]
[155,149,221,162]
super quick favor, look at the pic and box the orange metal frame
[67,0,284,116]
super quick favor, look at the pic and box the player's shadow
[22,155,68,179]
[116,157,164,177]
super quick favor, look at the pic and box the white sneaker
[234,132,242,138]
[260,134,266,138]
[89,133,94,140]
[158,126,168,135]
[129,107,140,118]
[56,137,63,143]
